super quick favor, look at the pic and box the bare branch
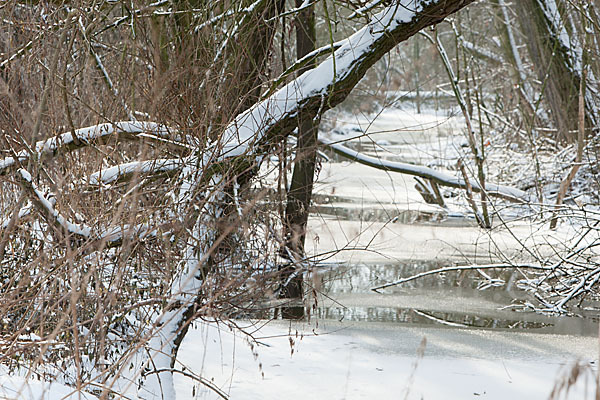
[85,158,185,186]
[319,137,531,203]
[372,263,552,292]
[16,169,91,240]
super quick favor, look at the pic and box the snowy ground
[0,375,98,400]
[174,319,598,400]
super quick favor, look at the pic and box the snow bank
[0,375,98,400]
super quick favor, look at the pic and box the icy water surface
[311,262,599,337]
[307,176,599,336]
[176,107,599,400]
[306,107,599,336]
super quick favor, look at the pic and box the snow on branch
[16,168,91,239]
[348,0,387,19]
[135,177,225,399]
[262,42,343,100]
[218,0,478,161]
[319,137,531,203]
[0,202,32,230]
[194,0,264,32]
[86,158,184,186]
[0,122,171,176]
[551,266,600,312]
[272,0,317,19]
[97,223,167,247]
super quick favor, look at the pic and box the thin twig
[372,263,551,292]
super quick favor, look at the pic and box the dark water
[316,305,552,330]
[308,262,600,336]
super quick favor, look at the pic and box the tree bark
[514,0,585,142]
[279,0,318,316]
[141,0,479,393]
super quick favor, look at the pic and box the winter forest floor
[4,103,600,400]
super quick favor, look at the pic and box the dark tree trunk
[234,0,284,113]
[279,0,318,317]
[284,0,318,259]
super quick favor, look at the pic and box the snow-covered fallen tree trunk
[85,158,184,186]
[217,0,478,160]
[319,137,531,203]
[16,168,91,240]
[133,177,224,400]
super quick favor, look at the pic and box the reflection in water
[310,262,600,336]
[317,306,552,330]
[315,261,523,294]
[310,194,473,226]
[311,203,452,225]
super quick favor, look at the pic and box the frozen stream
[176,108,599,399]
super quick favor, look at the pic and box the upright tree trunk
[280,0,317,316]
[493,0,535,121]
[234,0,284,114]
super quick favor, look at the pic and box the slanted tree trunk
[138,0,479,395]
[144,0,285,389]
[514,0,589,142]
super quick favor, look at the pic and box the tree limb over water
[319,137,531,203]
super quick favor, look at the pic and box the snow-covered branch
[460,39,503,65]
[217,0,478,162]
[16,168,91,240]
[319,137,531,203]
[97,223,168,248]
[134,177,225,399]
[85,158,185,186]
[0,202,32,231]
[0,122,171,176]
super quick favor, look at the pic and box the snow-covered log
[319,137,531,203]
[134,176,224,399]
[85,158,184,186]
[16,168,91,240]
